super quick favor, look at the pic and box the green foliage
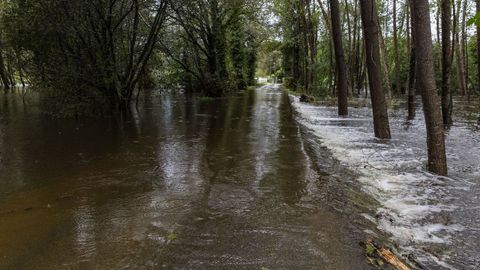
[2,0,168,115]
[161,0,261,97]
[468,12,480,27]
[365,243,376,256]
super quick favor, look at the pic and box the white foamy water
[291,95,480,269]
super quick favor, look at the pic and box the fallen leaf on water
[166,232,177,241]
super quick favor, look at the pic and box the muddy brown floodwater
[0,85,372,269]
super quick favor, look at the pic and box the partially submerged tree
[359,0,391,139]
[329,0,348,116]
[441,0,453,126]
[406,0,416,121]
[412,0,448,175]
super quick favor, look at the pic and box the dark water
[0,86,371,269]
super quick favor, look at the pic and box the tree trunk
[379,27,392,99]
[299,0,310,93]
[407,0,416,121]
[0,41,10,89]
[477,0,480,96]
[436,1,441,44]
[317,0,335,95]
[351,0,360,96]
[406,0,411,55]
[330,0,349,116]
[461,0,468,99]
[454,0,466,98]
[412,0,448,176]
[393,0,401,96]
[344,0,353,97]
[441,0,452,126]
[360,0,391,139]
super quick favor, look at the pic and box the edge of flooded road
[282,85,423,270]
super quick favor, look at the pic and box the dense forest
[0,1,480,268]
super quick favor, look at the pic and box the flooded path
[0,85,370,269]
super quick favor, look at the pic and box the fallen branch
[361,238,412,270]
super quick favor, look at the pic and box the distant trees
[276,0,318,94]
[163,0,260,97]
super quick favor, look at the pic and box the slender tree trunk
[461,0,468,99]
[318,0,336,96]
[344,0,353,97]
[359,42,367,97]
[441,0,453,125]
[360,0,391,139]
[412,0,448,176]
[0,39,10,90]
[436,1,441,44]
[454,0,466,98]
[307,0,318,94]
[379,27,392,99]
[406,0,411,53]
[330,0,349,115]
[477,0,480,96]
[393,0,401,96]
[351,0,360,96]
[299,0,310,93]
[407,0,416,120]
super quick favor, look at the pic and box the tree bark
[351,0,360,96]
[441,0,452,126]
[407,0,416,121]
[454,0,466,98]
[317,0,335,95]
[0,52,9,90]
[436,1,441,44]
[379,26,392,99]
[330,0,349,116]
[0,36,10,90]
[461,0,468,99]
[477,0,480,96]
[393,0,401,96]
[412,0,448,176]
[360,0,391,139]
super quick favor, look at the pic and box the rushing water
[292,95,480,269]
[0,86,372,269]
